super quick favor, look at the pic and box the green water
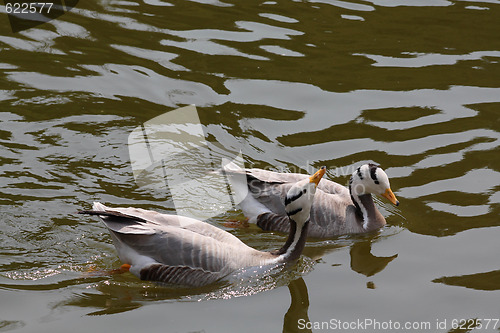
[1,0,499,332]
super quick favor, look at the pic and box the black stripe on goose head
[368,163,380,185]
[285,189,304,206]
[357,166,363,180]
[286,207,303,217]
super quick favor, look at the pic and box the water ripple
[356,51,500,68]
[7,64,223,106]
[0,0,499,325]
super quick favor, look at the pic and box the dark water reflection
[283,278,311,333]
[1,0,500,331]
[349,237,398,277]
[433,270,500,291]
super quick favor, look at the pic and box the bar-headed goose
[225,163,399,238]
[79,167,325,287]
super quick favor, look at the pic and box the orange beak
[381,188,399,206]
[309,166,326,186]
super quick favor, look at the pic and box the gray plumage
[83,203,276,287]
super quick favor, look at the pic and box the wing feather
[225,169,362,238]
[139,264,224,287]
[83,203,264,284]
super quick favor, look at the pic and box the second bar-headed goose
[225,163,399,238]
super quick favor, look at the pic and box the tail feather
[78,209,148,223]
[222,160,244,173]
[92,201,106,212]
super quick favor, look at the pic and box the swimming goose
[78,167,325,287]
[224,163,399,238]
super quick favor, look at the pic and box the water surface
[0,0,499,332]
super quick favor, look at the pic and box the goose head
[349,164,399,206]
[285,166,326,224]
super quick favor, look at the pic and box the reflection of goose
[79,168,325,287]
[349,239,398,277]
[433,270,500,291]
[283,278,312,333]
[225,163,399,238]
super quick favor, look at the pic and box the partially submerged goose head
[349,163,399,206]
[285,166,326,225]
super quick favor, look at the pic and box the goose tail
[220,162,272,223]
[92,201,106,212]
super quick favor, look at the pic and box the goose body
[225,163,399,239]
[79,167,325,287]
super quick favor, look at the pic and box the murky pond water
[1,0,499,332]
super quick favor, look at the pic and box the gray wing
[111,226,230,270]
[84,203,255,286]
[246,174,291,215]
[108,226,236,286]
[246,168,350,196]
[225,167,360,238]
[245,170,349,214]
[95,203,248,248]
[246,168,309,184]
[255,191,360,238]
[251,176,363,238]
[307,191,361,238]
[139,264,223,287]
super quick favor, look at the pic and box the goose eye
[303,189,307,194]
